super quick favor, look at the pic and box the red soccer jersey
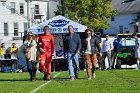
[38,34,55,54]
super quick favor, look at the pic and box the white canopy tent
[28,15,87,54]
[28,25,42,34]
[28,15,87,34]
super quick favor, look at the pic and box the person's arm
[37,36,42,46]
[81,39,86,53]
[51,35,55,52]
[63,36,68,55]
[110,40,114,51]
[51,35,56,58]
[37,36,44,52]
[138,38,140,48]
[95,38,102,54]
[77,34,81,54]
[102,40,104,52]
[138,43,140,48]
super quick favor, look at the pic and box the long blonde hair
[26,32,34,41]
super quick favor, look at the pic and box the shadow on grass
[0,79,30,82]
[0,78,48,82]
[53,77,85,81]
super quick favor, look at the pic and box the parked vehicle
[115,34,136,69]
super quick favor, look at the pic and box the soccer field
[0,70,140,93]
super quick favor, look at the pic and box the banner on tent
[49,28,78,33]
[36,27,78,33]
[48,19,70,27]
[29,15,87,34]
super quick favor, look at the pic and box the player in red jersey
[38,25,55,80]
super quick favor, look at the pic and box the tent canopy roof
[28,15,87,34]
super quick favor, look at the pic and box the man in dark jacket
[64,25,81,80]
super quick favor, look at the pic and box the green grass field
[0,70,140,93]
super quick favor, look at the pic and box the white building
[104,0,140,35]
[0,0,59,42]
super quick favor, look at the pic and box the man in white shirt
[102,34,113,70]
[132,33,140,69]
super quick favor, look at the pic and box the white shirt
[85,36,92,54]
[102,39,113,52]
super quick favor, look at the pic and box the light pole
[61,0,65,16]
[47,1,50,20]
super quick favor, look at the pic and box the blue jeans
[67,52,79,77]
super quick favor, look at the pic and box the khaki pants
[85,53,97,78]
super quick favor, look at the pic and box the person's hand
[53,51,56,59]
[38,42,42,45]
[99,53,102,56]
[76,50,80,54]
[53,54,56,59]
[81,51,84,54]
[51,59,54,62]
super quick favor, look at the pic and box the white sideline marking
[30,72,61,93]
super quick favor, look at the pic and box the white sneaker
[70,76,74,80]
[84,69,86,71]
[19,69,23,72]
[88,77,91,80]
[92,73,96,78]
[37,70,40,73]
[135,68,139,70]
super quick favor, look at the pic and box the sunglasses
[87,33,91,34]
[28,35,33,36]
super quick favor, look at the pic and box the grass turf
[0,70,140,93]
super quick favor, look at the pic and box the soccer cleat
[43,74,46,80]
[84,69,86,71]
[46,74,51,80]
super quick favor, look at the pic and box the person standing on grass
[64,25,81,80]
[34,35,41,73]
[10,43,18,59]
[82,29,102,80]
[38,25,55,80]
[102,34,113,70]
[23,32,37,81]
[132,33,140,69]
[111,36,121,69]
[94,34,103,70]
[0,43,6,59]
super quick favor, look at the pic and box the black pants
[102,51,112,69]
[97,53,103,69]
[26,59,37,80]
[111,51,117,69]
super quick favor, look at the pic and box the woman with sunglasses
[23,32,37,81]
[82,29,102,80]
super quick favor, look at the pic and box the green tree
[54,0,116,31]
